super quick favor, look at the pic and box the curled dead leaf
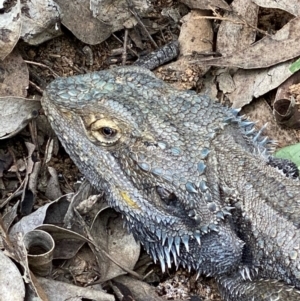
[273,97,300,129]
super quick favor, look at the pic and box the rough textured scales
[42,66,300,300]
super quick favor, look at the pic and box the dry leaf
[114,275,165,301]
[45,166,63,201]
[53,0,112,45]
[9,195,72,237]
[179,0,231,10]
[227,60,293,108]
[20,0,62,45]
[63,180,100,228]
[216,69,236,94]
[0,97,40,139]
[91,208,140,282]
[217,0,258,54]
[36,276,115,301]
[253,0,300,16]
[155,11,213,90]
[0,250,25,301]
[155,10,213,90]
[179,10,213,56]
[0,0,21,60]
[201,17,300,69]
[0,49,29,97]
[2,201,19,233]
[20,142,37,216]
[55,0,150,45]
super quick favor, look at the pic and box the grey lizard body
[41,66,300,300]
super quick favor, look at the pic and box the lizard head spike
[216,211,225,220]
[239,121,255,128]
[231,107,241,116]
[181,234,190,252]
[164,247,172,268]
[157,246,166,273]
[174,236,181,256]
[167,236,174,252]
[161,231,167,246]
[209,223,219,232]
[194,230,201,246]
[245,128,256,136]
[170,246,178,268]
[253,123,268,142]
[156,229,162,240]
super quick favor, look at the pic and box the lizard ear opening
[156,186,178,206]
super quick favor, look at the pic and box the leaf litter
[0,0,300,300]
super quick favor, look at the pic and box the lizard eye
[89,118,121,144]
[101,127,117,138]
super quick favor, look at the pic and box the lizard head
[42,67,243,275]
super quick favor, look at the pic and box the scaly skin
[41,66,300,300]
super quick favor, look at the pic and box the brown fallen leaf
[0,0,21,60]
[252,0,300,16]
[179,0,231,10]
[9,195,72,238]
[0,97,40,140]
[20,142,37,216]
[114,275,166,301]
[155,10,212,90]
[2,201,19,233]
[0,49,29,97]
[217,0,258,54]
[216,69,236,94]
[63,180,100,228]
[55,0,150,45]
[45,166,62,201]
[91,208,141,282]
[23,229,55,276]
[227,60,293,108]
[0,249,25,301]
[20,0,62,45]
[179,10,213,56]
[36,276,115,301]
[200,17,300,69]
